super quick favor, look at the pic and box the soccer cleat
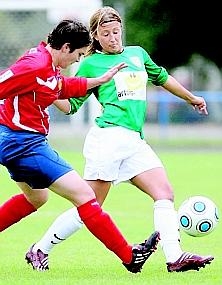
[123,231,160,274]
[25,244,49,271]
[167,252,214,272]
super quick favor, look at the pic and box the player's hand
[190,96,208,115]
[99,62,127,83]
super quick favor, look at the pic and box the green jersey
[69,46,168,138]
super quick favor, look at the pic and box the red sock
[77,199,132,263]
[0,194,37,231]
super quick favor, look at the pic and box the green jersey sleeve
[140,47,169,85]
[68,94,90,115]
[67,61,94,115]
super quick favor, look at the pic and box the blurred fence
[0,8,53,70]
[147,90,222,125]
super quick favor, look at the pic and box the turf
[0,151,221,285]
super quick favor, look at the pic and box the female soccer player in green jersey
[26,6,213,273]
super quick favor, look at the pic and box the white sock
[154,199,183,263]
[33,207,83,254]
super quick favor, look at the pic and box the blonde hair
[86,6,122,56]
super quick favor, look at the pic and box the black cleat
[123,231,160,274]
[25,244,49,271]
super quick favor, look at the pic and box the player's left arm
[162,75,208,115]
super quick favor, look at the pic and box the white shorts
[83,125,163,185]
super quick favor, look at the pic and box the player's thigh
[49,170,96,207]
[16,182,49,208]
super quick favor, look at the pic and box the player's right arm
[53,99,71,114]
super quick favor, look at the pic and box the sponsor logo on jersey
[114,71,147,101]
[29,47,38,54]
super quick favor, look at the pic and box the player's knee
[152,183,174,201]
[25,190,49,209]
[163,184,174,201]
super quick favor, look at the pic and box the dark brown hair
[48,19,91,53]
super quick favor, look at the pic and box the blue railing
[148,91,222,125]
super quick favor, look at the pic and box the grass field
[0,150,221,285]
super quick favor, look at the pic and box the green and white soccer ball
[178,196,219,237]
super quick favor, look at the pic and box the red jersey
[0,42,87,135]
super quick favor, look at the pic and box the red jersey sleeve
[60,76,87,99]
[0,55,43,100]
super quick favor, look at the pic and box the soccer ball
[177,196,219,237]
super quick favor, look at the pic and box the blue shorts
[0,125,73,189]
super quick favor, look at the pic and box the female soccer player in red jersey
[0,19,160,274]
